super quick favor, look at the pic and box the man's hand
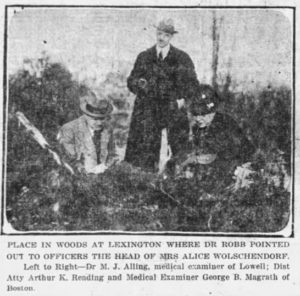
[233,162,255,190]
[177,98,185,109]
[88,164,108,174]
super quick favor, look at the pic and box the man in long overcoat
[124,19,199,172]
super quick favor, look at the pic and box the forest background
[4,8,293,232]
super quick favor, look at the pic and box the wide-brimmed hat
[190,84,219,116]
[155,18,178,34]
[80,91,113,119]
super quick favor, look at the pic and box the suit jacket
[125,44,199,170]
[58,116,118,172]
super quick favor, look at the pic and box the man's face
[156,30,173,48]
[84,114,108,131]
[192,112,216,128]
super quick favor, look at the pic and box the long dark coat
[190,112,254,164]
[124,45,199,171]
[168,112,255,190]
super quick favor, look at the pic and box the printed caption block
[4,240,291,292]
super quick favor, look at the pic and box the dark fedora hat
[155,18,178,34]
[190,84,220,116]
[80,91,113,119]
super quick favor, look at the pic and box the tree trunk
[212,11,221,88]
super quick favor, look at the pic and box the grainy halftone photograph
[3,7,293,233]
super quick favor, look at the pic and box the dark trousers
[125,101,189,172]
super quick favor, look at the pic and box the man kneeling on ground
[166,84,255,192]
[58,91,119,174]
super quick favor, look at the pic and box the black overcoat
[125,45,199,171]
[168,112,255,190]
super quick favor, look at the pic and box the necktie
[92,129,102,164]
[158,51,163,62]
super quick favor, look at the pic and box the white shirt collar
[89,126,95,137]
[84,117,103,137]
[89,126,105,137]
[156,44,171,59]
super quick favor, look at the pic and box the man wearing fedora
[125,18,199,172]
[58,91,119,174]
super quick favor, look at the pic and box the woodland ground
[5,57,292,232]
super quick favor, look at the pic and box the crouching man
[167,84,255,191]
[57,91,119,174]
